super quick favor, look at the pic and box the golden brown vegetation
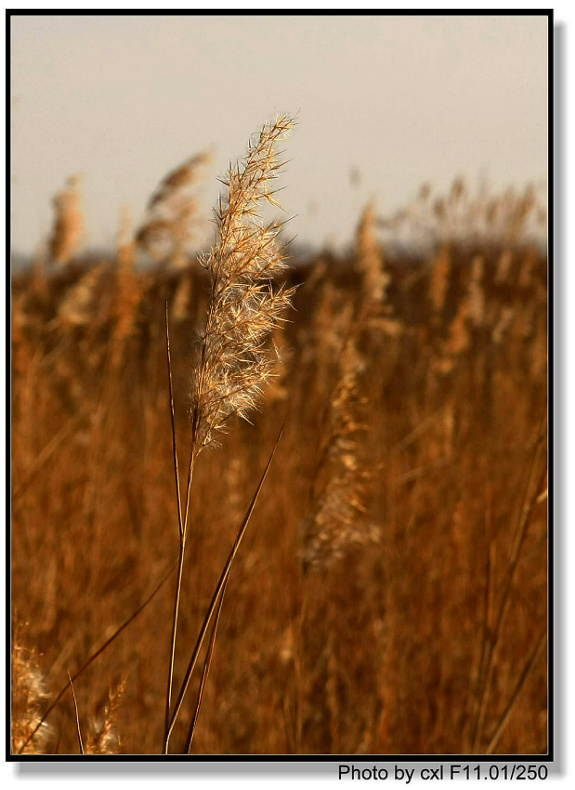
[11,138,547,755]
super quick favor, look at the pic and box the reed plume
[492,306,515,346]
[429,245,451,319]
[116,206,135,272]
[468,254,485,328]
[49,175,84,266]
[164,113,296,752]
[495,248,513,284]
[85,679,125,754]
[355,201,390,318]
[11,636,53,754]
[136,152,211,267]
[56,263,106,328]
[108,210,148,372]
[442,298,470,360]
[171,272,193,324]
[189,114,296,454]
[301,339,376,571]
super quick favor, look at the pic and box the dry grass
[11,134,547,755]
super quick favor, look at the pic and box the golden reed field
[11,116,548,756]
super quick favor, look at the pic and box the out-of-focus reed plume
[355,202,390,319]
[49,175,84,266]
[492,306,515,346]
[378,179,546,252]
[56,263,107,328]
[85,679,125,755]
[116,206,135,273]
[11,635,53,755]
[171,272,193,324]
[429,245,451,322]
[468,255,485,328]
[109,208,146,371]
[136,152,211,268]
[301,340,377,571]
[443,299,470,360]
[495,248,513,284]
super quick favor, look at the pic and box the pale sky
[10,12,548,256]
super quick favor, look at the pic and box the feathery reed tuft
[189,114,296,453]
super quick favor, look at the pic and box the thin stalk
[163,428,199,751]
[165,418,286,750]
[185,574,229,752]
[165,299,183,539]
[163,299,200,751]
[163,536,188,753]
[67,672,84,754]
[471,417,547,752]
[463,539,493,753]
[484,630,546,754]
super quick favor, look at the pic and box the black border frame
[6,7,554,765]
